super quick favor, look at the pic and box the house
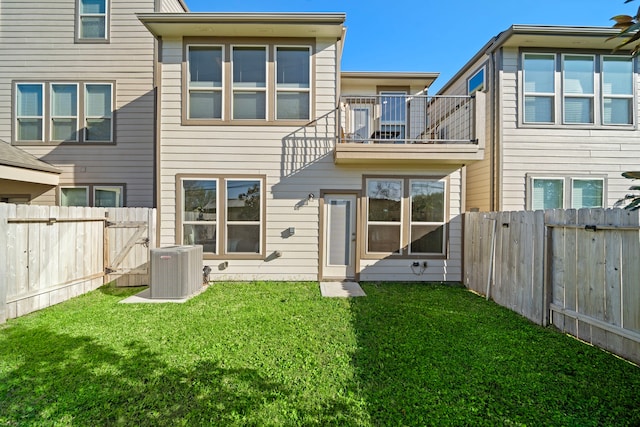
[437,25,640,212]
[137,12,486,282]
[0,0,187,207]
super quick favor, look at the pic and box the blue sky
[184,1,632,92]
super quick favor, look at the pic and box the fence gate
[104,208,154,287]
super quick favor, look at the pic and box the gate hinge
[106,221,116,227]
[105,267,117,274]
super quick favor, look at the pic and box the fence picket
[0,203,156,323]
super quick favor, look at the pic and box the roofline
[177,0,189,12]
[437,24,629,94]
[341,71,439,80]
[137,12,347,26]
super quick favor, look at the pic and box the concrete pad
[319,281,366,298]
[119,285,208,304]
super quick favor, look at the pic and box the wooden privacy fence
[464,208,640,364]
[0,203,156,323]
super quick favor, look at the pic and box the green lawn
[1,282,639,426]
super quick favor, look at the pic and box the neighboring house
[0,0,187,207]
[438,25,640,212]
[138,12,485,282]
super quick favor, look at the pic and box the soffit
[138,13,346,39]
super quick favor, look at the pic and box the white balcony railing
[339,94,476,145]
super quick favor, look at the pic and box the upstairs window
[275,46,311,120]
[184,40,313,124]
[563,55,595,124]
[468,67,485,94]
[232,46,267,120]
[522,52,634,127]
[14,81,114,144]
[602,56,634,125]
[523,53,556,124]
[77,0,109,41]
[187,45,223,119]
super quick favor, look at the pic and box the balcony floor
[334,141,484,165]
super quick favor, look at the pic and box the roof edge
[137,12,347,25]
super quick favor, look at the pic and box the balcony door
[379,91,406,141]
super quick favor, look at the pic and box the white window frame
[562,54,596,125]
[84,83,113,142]
[275,45,311,121]
[186,44,224,120]
[93,185,124,207]
[522,52,635,128]
[528,175,607,210]
[468,66,486,95]
[408,179,447,255]
[60,186,90,207]
[231,45,268,120]
[77,0,109,41]
[522,53,557,124]
[50,83,79,142]
[601,55,635,126]
[15,83,45,142]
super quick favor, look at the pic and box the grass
[1,282,639,426]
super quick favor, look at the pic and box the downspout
[490,48,501,211]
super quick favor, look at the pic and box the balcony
[335,92,485,165]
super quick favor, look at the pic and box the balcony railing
[339,94,476,145]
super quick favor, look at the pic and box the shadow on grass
[349,282,640,426]
[0,327,284,425]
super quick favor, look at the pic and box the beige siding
[158,0,187,13]
[439,54,494,212]
[0,0,157,207]
[499,47,640,211]
[158,37,463,282]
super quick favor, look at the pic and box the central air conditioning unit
[150,245,203,299]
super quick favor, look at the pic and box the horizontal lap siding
[438,54,493,212]
[0,0,156,207]
[158,0,187,13]
[159,38,463,282]
[500,47,640,211]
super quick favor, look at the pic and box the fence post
[0,203,8,323]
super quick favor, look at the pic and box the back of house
[0,0,187,207]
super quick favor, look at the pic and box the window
[16,84,44,141]
[468,67,485,94]
[275,46,311,120]
[85,84,113,141]
[367,179,402,253]
[563,55,595,124]
[14,82,113,144]
[60,184,124,207]
[51,84,78,141]
[410,180,446,254]
[179,176,264,258]
[184,40,313,124]
[94,186,123,207]
[523,53,556,123]
[61,187,89,207]
[530,176,605,210]
[232,46,267,120]
[522,52,634,126]
[602,56,634,125]
[187,45,223,119]
[77,0,108,41]
[365,177,447,257]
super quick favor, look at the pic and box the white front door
[323,194,356,279]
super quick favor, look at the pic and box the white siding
[0,0,157,207]
[158,37,463,282]
[499,47,640,211]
